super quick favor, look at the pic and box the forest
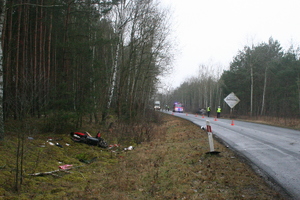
[163,38,300,118]
[0,1,299,197]
[0,1,299,141]
[0,0,173,140]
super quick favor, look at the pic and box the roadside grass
[228,115,300,130]
[0,114,286,199]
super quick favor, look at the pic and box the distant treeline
[164,38,300,118]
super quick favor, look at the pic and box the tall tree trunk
[45,8,53,116]
[38,0,45,118]
[33,2,38,117]
[91,32,98,123]
[104,37,119,120]
[103,0,128,121]
[0,0,6,140]
[297,76,300,114]
[21,2,29,118]
[15,2,22,119]
[4,0,12,119]
[250,64,253,116]
[261,66,267,115]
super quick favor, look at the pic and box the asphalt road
[163,111,300,200]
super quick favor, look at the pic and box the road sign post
[224,92,240,118]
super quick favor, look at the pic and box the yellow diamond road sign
[224,92,240,108]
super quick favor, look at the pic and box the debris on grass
[28,165,83,177]
[0,113,286,199]
[124,146,134,151]
[59,164,73,170]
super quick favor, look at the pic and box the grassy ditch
[0,113,285,199]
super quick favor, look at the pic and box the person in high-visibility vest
[207,106,211,117]
[216,106,221,118]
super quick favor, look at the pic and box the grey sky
[160,0,300,88]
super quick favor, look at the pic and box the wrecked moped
[70,132,108,148]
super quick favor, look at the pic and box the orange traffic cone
[231,120,234,126]
[214,116,217,121]
[202,115,204,118]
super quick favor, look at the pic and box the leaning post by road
[206,120,214,151]
[205,120,220,155]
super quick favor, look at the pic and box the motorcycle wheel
[98,138,108,148]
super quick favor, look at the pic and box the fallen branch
[28,165,83,177]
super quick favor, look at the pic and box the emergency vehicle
[173,102,184,113]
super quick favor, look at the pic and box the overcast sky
[160,0,300,89]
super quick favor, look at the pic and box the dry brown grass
[0,114,286,199]
[234,115,300,130]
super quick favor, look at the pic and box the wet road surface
[164,111,300,199]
